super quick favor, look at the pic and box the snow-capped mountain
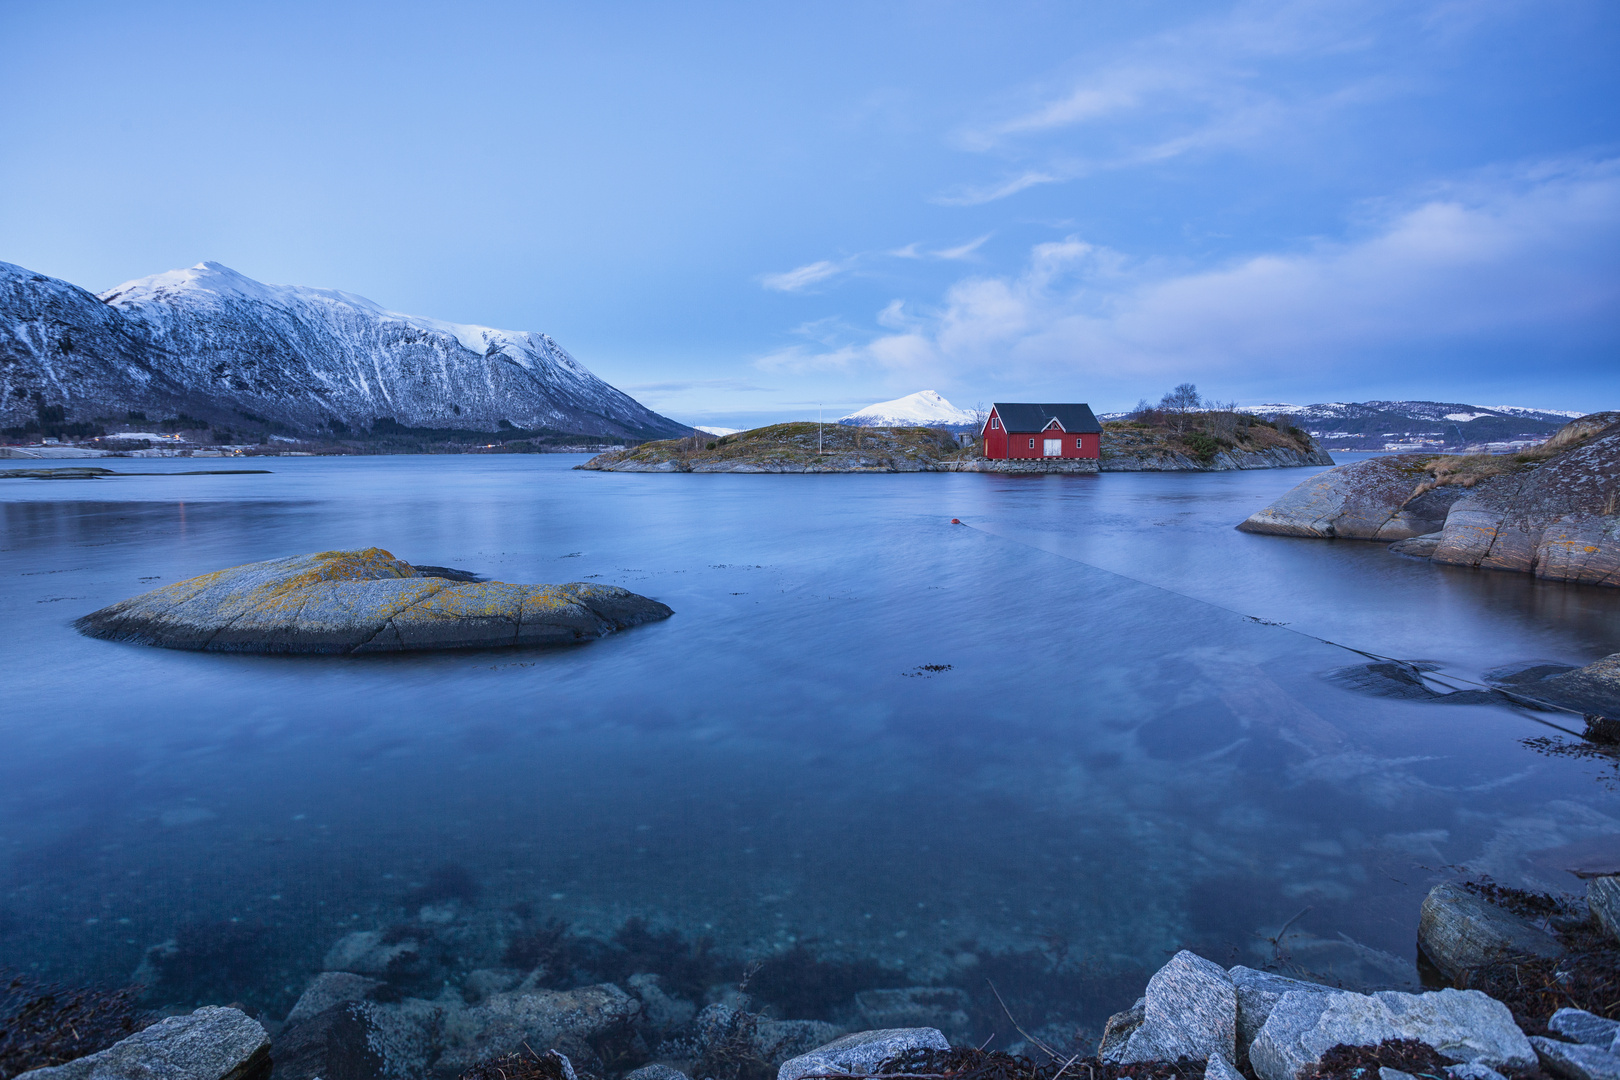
[1242,400,1594,448]
[838,390,978,428]
[1246,401,1585,426]
[1,260,689,440]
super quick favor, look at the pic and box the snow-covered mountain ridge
[1,260,689,440]
[838,390,978,428]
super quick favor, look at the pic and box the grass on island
[596,422,969,468]
[1101,411,1316,464]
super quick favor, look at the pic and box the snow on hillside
[1,260,688,440]
[839,390,978,427]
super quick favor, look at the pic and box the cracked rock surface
[75,548,673,654]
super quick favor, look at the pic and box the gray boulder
[1110,950,1236,1064]
[1445,1066,1507,1080]
[1228,967,1337,1054]
[626,1067,691,1080]
[696,1005,843,1075]
[1551,1009,1620,1047]
[1531,1036,1620,1080]
[1206,1053,1246,1080]
[778,1028,949,1080]
[1591,876,1620,942]
[18,1006,269,1080]
[854,989,971,1042]
[272,998,444,1080]
[1238,455,1462,541]
[1417,882,1564,982]
[1248,988,1536,1080]
[286,971,381,1024]
[76,549,673,654]
[438,983,640,1073]
[627,973,697,1032]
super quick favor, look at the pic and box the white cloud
[935,234,993,260]
[760,259,847,292]
[933,171,1060,206]
[767,158,1620,384]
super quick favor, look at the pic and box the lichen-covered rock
[1531,1036,1620,1080]
[1238,455,1458,540]
[1590,876,1620,943]
[1228,966,1337,1054]
[19,1006,269,1080]
[438,984,640,1073]
[777,1028,949,1080]
[1417,882,1564,982]
[1249,989,1536,1080]
[1110,950,1236,1064]
[76,549,672,654]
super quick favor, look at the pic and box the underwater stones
[627,973,697,1032]
[18,1006,269,1080]
[286,971,382,1024]
[1111,950,1237,1065]
[1229,967,1337,1054]
[323,930,420,976]
[1530,1037,1620,1080]
[75,548,673,654]
[853,988,972,1042]
[1417,883,1565,982]
[273,998,445,1080]
[777,1028,950,1080]
[696,1005,844,1075]
[1550,1009,1620,1047]
[438,984,641,1074]
[1248,988,1536,1080]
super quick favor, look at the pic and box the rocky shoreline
[9,875,1618,1080]
[1239,413,1619,587]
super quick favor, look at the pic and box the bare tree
[1158,383,1202,433]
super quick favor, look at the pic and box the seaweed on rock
[0,971,153,1080]
[1303,1039,1458,1080]
[459,1047,579,1080]
[868,1047,1206,1080]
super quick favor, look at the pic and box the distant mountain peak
[840,390,978,427]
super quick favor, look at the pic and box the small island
[76,548,673,654]
[578,411,1331,474]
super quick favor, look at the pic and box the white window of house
[990,418,1000,429]
[1043,438,1061,456]
[1076,437,1083,448]
[1028,438,1035,449]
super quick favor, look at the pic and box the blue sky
[2,1,1617,427]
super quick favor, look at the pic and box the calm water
[2,455,1617,1030]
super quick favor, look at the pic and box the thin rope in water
[953,519,1599,737]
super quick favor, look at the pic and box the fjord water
[2,456,1617,1026]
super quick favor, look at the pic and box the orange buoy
[951,518,961,524]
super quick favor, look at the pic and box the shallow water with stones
[1,453,1617,1038]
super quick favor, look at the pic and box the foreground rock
[1249,988,1536,1080]
[1239,413,1620,587]
[437,984,641,1074]
[75,548,673,654]
[1417,882,1565,982]
[1101,950,1236,1064]
[19,1006,269,1080]
[1530,1036,1620,1080]
[272,997,445,1080]
[694,1004,842,1076]
[778,1028,949,1080]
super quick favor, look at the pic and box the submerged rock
[272,998,444,1080]
[323,929,420,976]
[437,984,640,1074]
[1107,950,1236,1065]
[286,971,382,1024]
[76,548,672,654]
[19,1006,269,1080]
[1248,988,1536,1080]
[694,1004,842,1075]
[1417,882,1565,982]
[777,1028,950,1080]
[626,1066,690,1080]
[853,988,971,1042]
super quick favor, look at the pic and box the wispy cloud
[888,234,993,259]
[761,259,848,292]
[932,171,1061,206]
[764,157,1620,384]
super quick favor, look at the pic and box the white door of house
[1043,438,1062,456]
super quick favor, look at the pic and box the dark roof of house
[989,403,1101,433]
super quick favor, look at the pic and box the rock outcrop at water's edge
[1238,414,1620,586]
[74,548,672,654]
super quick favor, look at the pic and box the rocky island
[577,413,1331,474]
[1238,412,1619,586]
[75,548,673,653]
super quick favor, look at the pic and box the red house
[981,402,1102,460]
